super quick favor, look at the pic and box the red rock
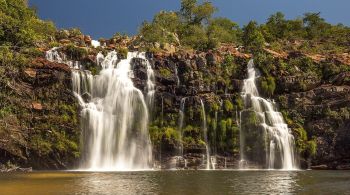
[59,39,71,44]
[32,102,43,110]
[24,68,36,78]
[84,35,92,44]
[31,58,70,72]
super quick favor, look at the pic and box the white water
[240,59,297,170]
[200,99,211,170]
[178,97,186,156]
[143,53,155,109]
[91,40,101,48]
[210,156,217,170]
[45,47,64,63]
[174,65,180,86]
[46,48,154,171]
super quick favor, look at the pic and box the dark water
[0,170,349,194]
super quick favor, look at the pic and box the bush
[307,139,317,157]
[64,44,88,60]
[260,76,276,97]
[223,100,234,112]
[0,0,56,47]
[242,21,265,53]
[180,24,208,50]
[117,47,128,59]
[207,17,240,48]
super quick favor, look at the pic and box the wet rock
[311,164,328,170]
[196,56,206,70]
[205,52,217,66]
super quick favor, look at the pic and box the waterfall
[46,47,64,63]
[269,140,276,169]
[91,40,101,48]
[174,65,180,86]
[178,97,186,156]
[240,59,297,170]
[210,156,216,170]
[200,99,210,170]
[144,54,155,109]
[46,48,154,171]
[224,157,227,169]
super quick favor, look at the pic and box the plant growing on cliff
[260,76,276,97]
[64,44,88,60]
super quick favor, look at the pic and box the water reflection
[226,171,298,194]
[75,172,159,194]
[0,170,350,194]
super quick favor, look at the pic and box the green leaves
[243,21,265,54]
[260,76,276,97]
[180,0,216,25]
[0,0,56,47]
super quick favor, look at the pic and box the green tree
[139,11,181,45]
[207,17,240,48]
[242,21,265,53]
[0,0,55,47]
[303,12,331,40]
[265,12,287,41]
[180,24,208,50]
[179,0,216,25]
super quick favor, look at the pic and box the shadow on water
[0,170,350,194]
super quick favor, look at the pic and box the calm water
[0,170,349,194]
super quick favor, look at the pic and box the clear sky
[29,0,350,39]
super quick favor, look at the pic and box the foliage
[242,21,265,53]
[64,44,88,60]
[159,67,172,77]
[117,47,128,59]
[207,17,240,48]
[306,139,317,157]
[139,11,181,45]
[260,76,276,97]
[0,0,56,47]
[180,24,209,50]
[223,100,233,112]
[180,0,216,25]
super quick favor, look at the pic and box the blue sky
[29,0,350,39]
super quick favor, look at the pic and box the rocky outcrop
[0,58,80,169]
[2,33,349,170]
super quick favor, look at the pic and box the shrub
[260,76,276,97]
[223,100,234,112]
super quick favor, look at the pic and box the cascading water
[45,47,64,63]
[146,59,155,109]
[200,99,210,170]
[46,48,154,171]
[174,65,180,86]
[239,59,297,170]
[178,97,187,156]
[91,40,101,48]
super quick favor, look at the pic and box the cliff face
[134,48,350,169]
[0,57,80,170]
[1,40,349,170]
[277,75,350,169]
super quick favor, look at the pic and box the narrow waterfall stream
[200,99,211,170]
[178,97,187,157]
[240,59,298,170]
[46,48,154,171]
